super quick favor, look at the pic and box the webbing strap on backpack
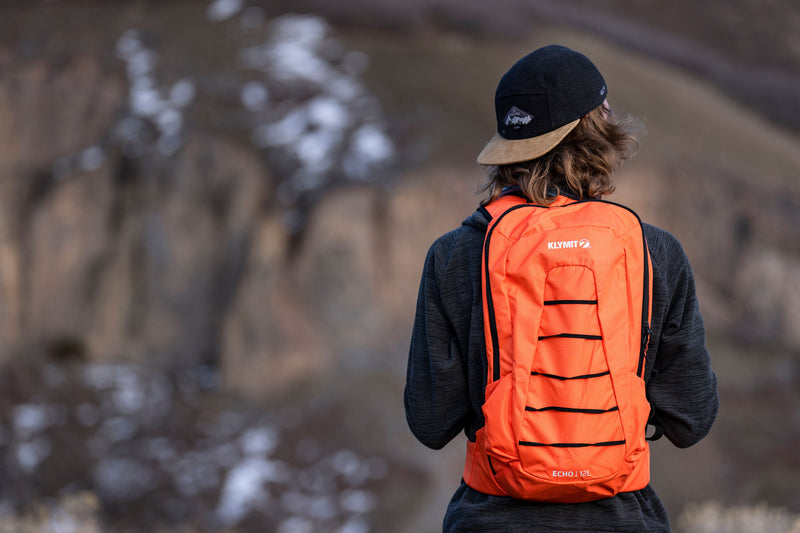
[463,194,654,503]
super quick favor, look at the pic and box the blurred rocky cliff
[0,6,401,391]
[0,3,411,531]
[1,0,800,532]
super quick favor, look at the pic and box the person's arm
[404,234,472,450]
[647,232,719,448]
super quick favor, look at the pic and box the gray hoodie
[405,206,719,532]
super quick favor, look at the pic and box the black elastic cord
[525,406,619,414]
[519,440,625,448]
[538,333,602,341]
[543,300,598,305]
[531,370,610,381]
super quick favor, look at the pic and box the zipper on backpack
[636,235,651,378]
[637,323,651,377]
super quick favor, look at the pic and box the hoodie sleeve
[404,231,474,450]
[644,226,719,448]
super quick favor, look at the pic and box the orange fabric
[464,194,653,502]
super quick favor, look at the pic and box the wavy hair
[480,104,641,205]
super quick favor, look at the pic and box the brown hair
[480,104,641,205]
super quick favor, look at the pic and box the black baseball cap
[477,45,607,165]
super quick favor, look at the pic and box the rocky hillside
[1,1,799,532]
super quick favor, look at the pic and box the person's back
[404,45,719,532]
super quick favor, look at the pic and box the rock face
[0,7,412,530]
[0,8,398,402]
[654,160,800,349]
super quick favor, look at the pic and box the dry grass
[679,501,800,533]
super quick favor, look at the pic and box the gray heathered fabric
[404,206,719,533]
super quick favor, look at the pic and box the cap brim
[476,119,580,165]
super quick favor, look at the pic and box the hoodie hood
[462,206,491,233]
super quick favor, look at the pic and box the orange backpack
[463,193,654,503]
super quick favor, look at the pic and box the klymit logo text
[547,239,591,250]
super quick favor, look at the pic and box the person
[404,44,719,532]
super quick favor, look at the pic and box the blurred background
[1,0,799,532]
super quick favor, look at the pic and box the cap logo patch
[503,106,534,128]
[600,85,607,97]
